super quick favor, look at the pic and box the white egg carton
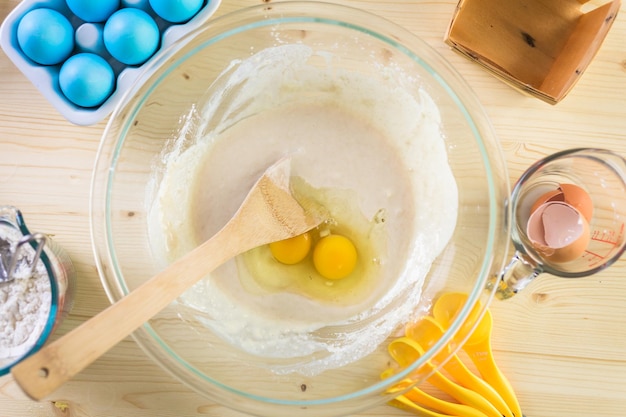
[0,0,222,126]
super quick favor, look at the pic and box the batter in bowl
[147,44,458,375]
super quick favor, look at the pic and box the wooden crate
[445,0,621,104]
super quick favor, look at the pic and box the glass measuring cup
[492,148,626,299]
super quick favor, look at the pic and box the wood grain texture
[1,0,626,416]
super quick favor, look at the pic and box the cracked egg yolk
[313,234,358,280]
[269,232,312,265]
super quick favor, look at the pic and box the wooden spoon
[11,158,324,400]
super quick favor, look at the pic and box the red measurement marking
[591,227,623,246]
[591,230,613,242]
[583,250,607,268]
[582,224,624,267]
[584,249,605,260]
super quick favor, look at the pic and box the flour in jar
[147,44,458,375]
[0,226,51,367]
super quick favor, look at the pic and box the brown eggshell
[527,201,591,263]
[559,183,593,223]
[529,189,564,215]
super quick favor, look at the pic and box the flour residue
[0,225,51,367]
[147,44,458,375]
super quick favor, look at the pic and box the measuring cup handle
[488,252,541,299]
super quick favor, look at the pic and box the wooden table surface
[1,0,625,416]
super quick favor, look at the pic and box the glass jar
[0,205,76,375]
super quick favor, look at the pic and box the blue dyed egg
[121,0,151,11]
[103,8,159,66]
[149,0,203,23]
[66,0,120,23]
[16,8,74,66]
[59,53,115,107]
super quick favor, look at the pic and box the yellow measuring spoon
[393,394,462,417]
[406,317,514,417]
[433,293,524,417]
[383,369,489,417]
[388,337,501,417]
[403,386,491,417]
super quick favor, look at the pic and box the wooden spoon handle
[11,227,233,401]
[10,158,322,401]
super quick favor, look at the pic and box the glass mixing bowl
[90,2,510,416]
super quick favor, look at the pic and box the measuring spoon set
[384,292,523,417]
